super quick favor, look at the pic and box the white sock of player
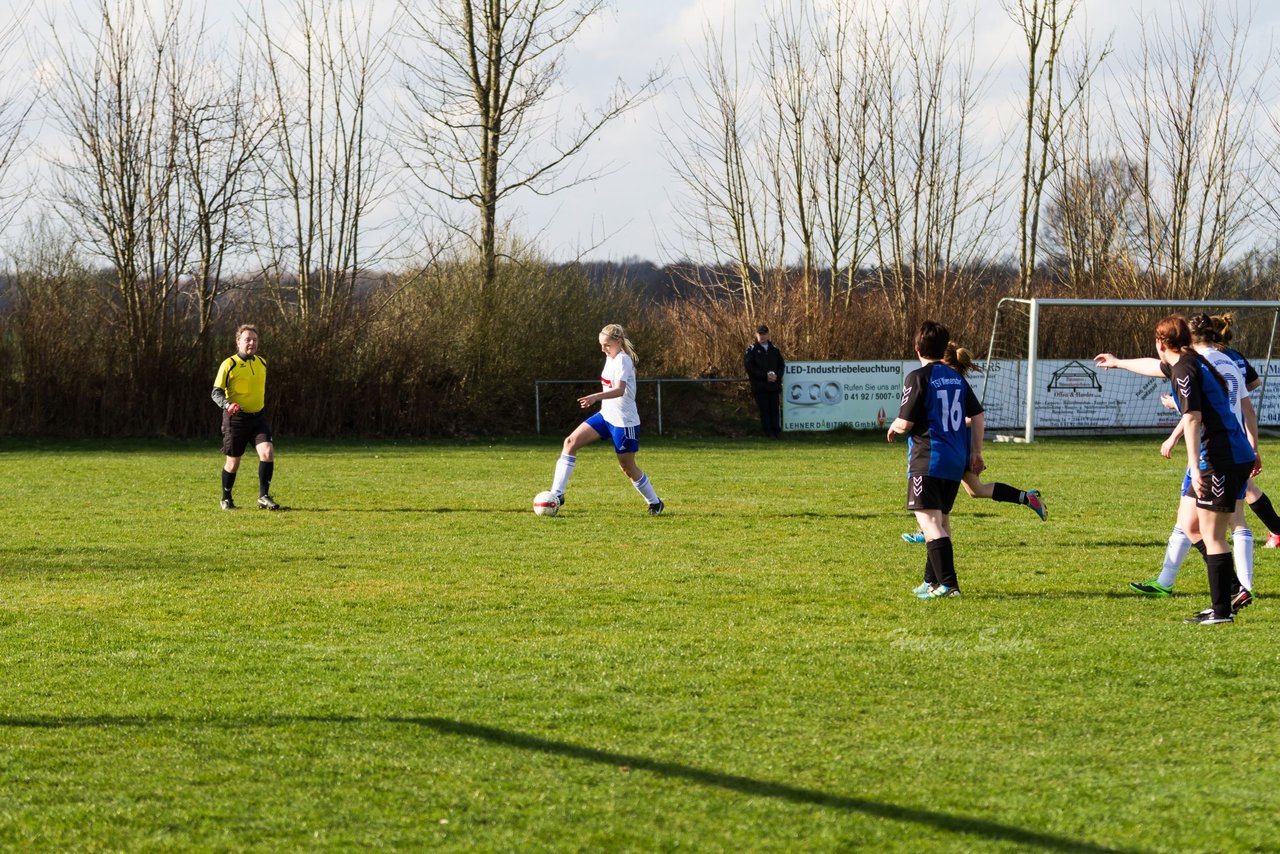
[1233,526,1254,591]
[551,454,575,497]
[632,472,659,504]
[1157,526,1192,588]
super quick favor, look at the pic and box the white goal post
[980,298,1280,442]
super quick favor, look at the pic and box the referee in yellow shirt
[212,324,280,510]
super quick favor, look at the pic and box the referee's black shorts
[221,409,272,458]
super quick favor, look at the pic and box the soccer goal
[980,298,1280,442]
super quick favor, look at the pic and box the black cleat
[1185,610,1233,625]
[257,494,281,511]
[648,500,665,516]
[1231,588,1254,614]
[220,498,237,511]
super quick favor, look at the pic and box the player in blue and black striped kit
[888,320,985,599]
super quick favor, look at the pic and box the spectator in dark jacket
[744,324,785,438]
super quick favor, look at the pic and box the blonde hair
[943,341,980,377]
[1212,312,1236,344]
[600,324,638,364]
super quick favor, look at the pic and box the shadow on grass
[991,590,1138,600]
[0,713,1133,853]
[288,507,529,514]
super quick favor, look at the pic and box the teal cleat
[918,584,960,600]
[1026,489,1048,521]
[902,532,926,544]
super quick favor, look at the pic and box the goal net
[979,298,1280,441]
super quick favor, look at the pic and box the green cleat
[1129,579,1173,597]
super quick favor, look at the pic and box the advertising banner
[782,361,909,432]
[783,356,1280,432]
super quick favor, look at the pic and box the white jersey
[1196,345,1248,428]
[600,351,640,427]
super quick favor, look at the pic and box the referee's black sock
[259,461,274,497]
[991,483,1022,504]
[1205,552,1235,619]
[927,537,957,590]
[221,469,236,501]
[1248,492,1280,535]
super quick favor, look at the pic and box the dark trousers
[752,389,782,438]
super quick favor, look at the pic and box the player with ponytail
[546,324,665,515]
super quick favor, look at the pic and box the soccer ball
[533,490,560,517]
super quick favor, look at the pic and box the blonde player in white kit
[548,324,665,515]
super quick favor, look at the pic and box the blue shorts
[586,412,639,454]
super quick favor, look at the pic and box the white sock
[551,454,576,497]
[1157,527,1193,588]
[1233,527,1254,591]
[632,472,659,504]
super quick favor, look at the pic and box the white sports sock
[632,472,659,504]
[1157,526,1193,589]
[1233,527,1254,591]
[551,453,576,497]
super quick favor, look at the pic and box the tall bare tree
[252,0,389,328]
[1005,0,1090,297]
[46,0,200,381]
[865,0,999,330]
[1115,2,1259,298]
[663,18,784,314]
[0,6,35,241]
[397,0,660,295]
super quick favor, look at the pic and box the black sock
[927,537,957,590]
[221,469,236,501]
[1191,539,1208,564]
[1205,552,1235,618]
[991,483,1022,504]
[923,553,936,586]
[1248,493,1280,535]
[259,461,274,497]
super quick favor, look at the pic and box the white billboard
[782,361,911,431]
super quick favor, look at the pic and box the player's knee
[258,444,274,462]
[224,457,240,472]
[562,436,578,454]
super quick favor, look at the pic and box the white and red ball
[533,491,560,517]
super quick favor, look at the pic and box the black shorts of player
[1193,459,1253,514]
[221,409,272,458]
[906,475,961,513]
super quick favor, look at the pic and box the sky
[7,0,1280,266]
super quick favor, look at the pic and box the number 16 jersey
[898,362,984,481]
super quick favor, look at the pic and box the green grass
[1,435,1277,852]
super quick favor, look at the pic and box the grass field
[2,434,1277,852]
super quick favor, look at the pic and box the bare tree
[176,38,276,344]
[252,0,389,328]
[1115,2,1259,298]
[0,5,35,241]
[663,18,784,315]
[1042,156,1143,290]
[46,0,199,381]
[396,0,660,295]
[1005,0,1100,297]
[865,0,999,330]
[810,2,876,309]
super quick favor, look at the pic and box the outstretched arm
[1093,354,1164,378]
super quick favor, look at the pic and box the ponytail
[601,324,638,365]
[943,341,979,377]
